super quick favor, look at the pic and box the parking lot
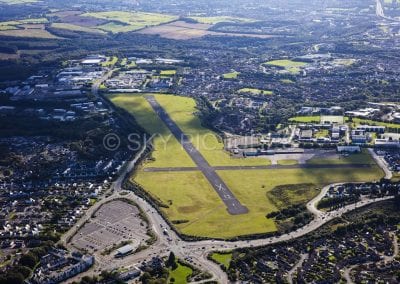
[71,200,150,254]
[377,149,400,172]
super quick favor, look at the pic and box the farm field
[0,18,48,30]
[138,21,212,40]
[188,16,255,24]
[50,23,105,34]
[0,25,59,39]
[82,11,178,33]
[138,20,274,40]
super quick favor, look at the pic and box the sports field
[110,93,384,239]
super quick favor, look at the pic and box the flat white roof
[82,59,102,64]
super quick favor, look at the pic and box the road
[287,253,308,284]
[368,148,392,179]
[375,0,400,22]
[145,95,248,215]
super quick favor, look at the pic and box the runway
[144,163,372,172]
[145,95,248,215]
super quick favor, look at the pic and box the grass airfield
[110,93,384,239]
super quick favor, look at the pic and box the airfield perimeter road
[145,95,248,215]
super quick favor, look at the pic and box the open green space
[160,70,177,76]
[222,71,240,79]
[307,149,378,165]
[289,116,320,123]
[168,261,192,284]
[154,94,270,167]
[264,59,308,74]
[109,94,195,168]
[237,88,273,95]
[102,56,118,67]
[0,18,48,31]
[314,129,329,138]
[210,252,232,268]
[277,159,298,166]
[134,165,383,238]
[347,117,400,130]
[281,79,295,84]
[332,58,356,66]
[50,23,105,34]
[82,11,178,33]
[266,183,319,209]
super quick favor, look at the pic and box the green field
[210,252,232,268]
[160,70,177,76]
[332,58,356,66]
[102,56,118,67]
[0,18,48,30]
[168,261,192,284]
[277,159,298,166]
[222,71,240,79]
[289,116,321,123]
[82,11,178,33]
[110,93,384,238]
[110,94,195,168]
[155,94,270,167]
[264,59,308,74]
[348,117,400,130]
[51,23,105,34]
[307,149,378,165]
[237,88,273,95]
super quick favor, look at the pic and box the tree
[19,253,38,269]
[0,272,24,284]
[166,252,177,269]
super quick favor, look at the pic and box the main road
[145,95,248,215]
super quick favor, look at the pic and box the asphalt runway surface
[144,163,372,172]
[145,95,248,215]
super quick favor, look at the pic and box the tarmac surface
[143,163,372,172]
[145,95,248,215]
